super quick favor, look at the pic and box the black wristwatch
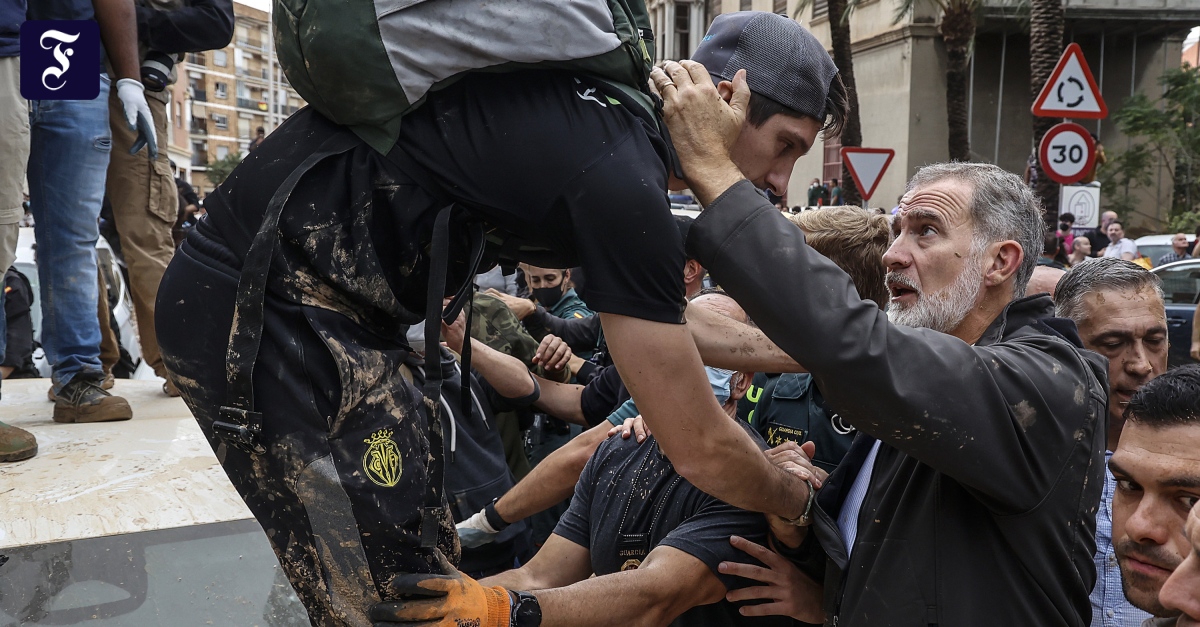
[509,590,542,627]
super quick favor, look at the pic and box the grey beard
[887,255,985,334]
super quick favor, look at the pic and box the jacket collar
[976,294,1082,348]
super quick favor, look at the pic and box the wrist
[485,499,512,530]
[687,161,746,207]
[508,590,542,627]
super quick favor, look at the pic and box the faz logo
[455,621,481,627]
[20,21,100,100]
[363,429,402,488]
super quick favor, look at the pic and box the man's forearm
[531,377,585,425]
[603,313,809,519]
[686,301,804,373]
[494,424,606,524]
[530,548,724,627]
[466,338,536,399]
[93,0,140,79]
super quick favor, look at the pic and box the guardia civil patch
[363,429,402,487]
[765,422,806,447]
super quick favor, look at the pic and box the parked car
[1152,258,1200,367]
[0,379,310,625]
[13,227,155,379]
[1136,233,1197,267]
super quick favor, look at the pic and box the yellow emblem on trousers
[363,429,402,488]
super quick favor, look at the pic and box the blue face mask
[706,367,734,406]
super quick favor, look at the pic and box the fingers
[718,560,776,585]
[723,585,781,604]
[728,68,751,118]
[737,600,793,617]
[633,416,650,440]
[680,60,714,89]
[386,573,453,598]
[729,534,782,565]
[800,441,817,459]
[369,598,444,622]
[649,66,676,97]
[663,60,697,90]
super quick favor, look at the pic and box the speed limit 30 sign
[1039,122,1096,185]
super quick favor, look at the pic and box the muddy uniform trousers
[156,232,457,627]
[105,88,175,378]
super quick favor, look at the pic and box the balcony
[190,119,208,134]
[237,37,265,51]
[192,89,206,102]
[237,97,268,111]
[186,52,206,65]
[191,151,208,167]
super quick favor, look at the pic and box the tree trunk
[827,0,864,205]
[941,3,974,163]
[1030,0,1064,229]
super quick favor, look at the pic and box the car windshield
[0,520,311,626]
[1156,263,1200,305]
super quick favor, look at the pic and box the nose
[883,236,912,270]
[1122,496,1172,547]
[1125,342,1156,380]
[765,166,791,198]
[1158,553,1200,621]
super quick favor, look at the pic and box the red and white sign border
[1038,122,1096,185]
[840,147,895,201]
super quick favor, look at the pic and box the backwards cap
[691,11,839,123]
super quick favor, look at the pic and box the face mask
[532,284,565,309]
[706,367,734,407]
[406,321,425,354]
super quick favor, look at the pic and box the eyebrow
[1108,461,1200,490]
[902,207,946,228]
[1090,327,1169,343]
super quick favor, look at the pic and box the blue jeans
[27,75,111,389]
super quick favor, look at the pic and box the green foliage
[1101,66,1200,228]
[205,152,243,186]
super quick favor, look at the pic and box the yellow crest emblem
[363,429,402,488]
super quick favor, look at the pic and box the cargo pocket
[147,159,178,224]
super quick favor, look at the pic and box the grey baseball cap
[691,11,839,123]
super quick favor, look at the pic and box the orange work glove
[370,550,512,627]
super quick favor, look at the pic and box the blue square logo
[20,21,101,100]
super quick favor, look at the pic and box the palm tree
[794,0,865,205]
[1029,0,1064,228]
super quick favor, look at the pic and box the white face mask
[406,321,425,354]
[706,367,734,407]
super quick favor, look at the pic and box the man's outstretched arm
[485,544,726,627]
[686,300,805,373]
[603,313,812,519]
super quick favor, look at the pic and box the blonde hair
[787,207,892,308]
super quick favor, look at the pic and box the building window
[774,0,787,14]
[675,3,690,60]
[216,145,229,160]
[214,82,227,99]
[822,135,842,189]
[812,0,828,19]
[238,118,251,138]
[214,114,228,130]
[740,0,752,10]
[213,50,227,67]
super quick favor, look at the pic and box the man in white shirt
[1104,221,1138,261]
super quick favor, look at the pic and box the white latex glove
[456,508,500,549]
[115,78,158,159]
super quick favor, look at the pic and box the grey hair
[907,163,1045,298]
[1053,257,1163,322]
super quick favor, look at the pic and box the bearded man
[672,132,1109,623]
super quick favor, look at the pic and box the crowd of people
[0,0,232,460]
[3,4,1200,627]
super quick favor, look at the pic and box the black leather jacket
[688,181,1109,627]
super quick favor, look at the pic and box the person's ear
[984,240,1023,289]
[729,371,754,402]
[717,80,735,104]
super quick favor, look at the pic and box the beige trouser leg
[0,56,30,266]
[106,91,176,377]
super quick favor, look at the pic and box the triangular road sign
[841,147,895,201]
[1032,43,1108,119]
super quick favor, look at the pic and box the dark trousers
[156,236,457,626]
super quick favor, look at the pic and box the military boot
[52,376,133,424]
[0,421,37,462]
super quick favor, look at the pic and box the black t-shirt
[199,70,685,347]
[578,365,629,427]
[554,422,793,627]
